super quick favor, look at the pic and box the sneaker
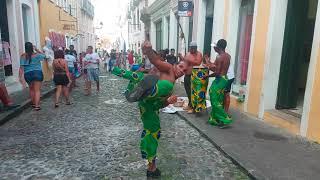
[126,75,159,102]
[147,168,161,178]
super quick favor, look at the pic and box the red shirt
[128,53,134,65]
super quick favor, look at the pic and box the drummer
[179,41,203,113]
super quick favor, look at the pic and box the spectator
[128,50,134,69]
[65,50,77,91]
[166,49,177,65]
[109,50,116,72]
[83,46,100,95]
[69,45,77,58]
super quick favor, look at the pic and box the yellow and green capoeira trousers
[191,68,209,112]
[112,67,174,162]
[208,76,233,126]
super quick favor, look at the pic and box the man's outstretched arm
[142,41,172,72]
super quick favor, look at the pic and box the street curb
[176,112,257,180]
[0,87,56,126]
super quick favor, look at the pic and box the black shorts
[53,74,69,86]
[225,78,235,93]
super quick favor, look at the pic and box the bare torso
[214,53,230,76]
[183,51,202,75]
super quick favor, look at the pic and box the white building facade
[1,0,41,92]
[127,0,148,54]
[76,0,95,53]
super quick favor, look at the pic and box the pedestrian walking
[104,52,110,72]
[52,50,72,108]
[109,50,116,72]
[65,49,77,91]
[19,42,46,111]
[83,46,100,95]
[81,52,89,92]
[128,50,134,70]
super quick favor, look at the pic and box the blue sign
[178,1,193,17]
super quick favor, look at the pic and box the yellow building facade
[38,0,77,81]
[216,0,320,142]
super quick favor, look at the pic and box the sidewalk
[0,81,55,125]
[174,85,320,180]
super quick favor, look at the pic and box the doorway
[203,0,214,56]
[276,0,318,116]
[0,0,13,77]
[155,21,163,51]
[233,0,255,94]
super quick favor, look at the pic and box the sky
[93,0,129,38]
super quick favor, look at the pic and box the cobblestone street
[0,74,249,180]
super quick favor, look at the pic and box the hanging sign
[178,1,193,17]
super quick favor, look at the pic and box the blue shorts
[87,68,99,82]
[68,67,75,75]
[24,70,43,85]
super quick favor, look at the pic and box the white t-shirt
[144,57,154,70]
[65,54,76,68]
[84,53,100,69]
[227,63,235,80]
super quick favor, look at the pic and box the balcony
[80,0,95,18]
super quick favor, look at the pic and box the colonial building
[39,0,95,52]
[127,0,148,54]
[38,0,78,49]
[76,0,95,53]
[204,0,320,142]
[38,0,78,81]
[148,0,191,55]
[134,0,320,143]
[0,0,41,92]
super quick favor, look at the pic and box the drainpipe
[33,0,41,48]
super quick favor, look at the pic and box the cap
[189,41,198,47]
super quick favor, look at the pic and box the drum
[191,67,209,112]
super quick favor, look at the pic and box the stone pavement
[0,74,249,180]
[0,81,55,125]
[173,84,320,180]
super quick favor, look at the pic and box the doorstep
[264,110,301,135]
[177,108,320,180]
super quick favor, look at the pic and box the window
[22,4,30,42]
[137,9,141,31]
[156,21,163,51]
[167,17,170,48]
[133,14,136,31]
[233,0,255,94]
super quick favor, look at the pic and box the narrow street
[0,74,248,179]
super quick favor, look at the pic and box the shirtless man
[112,41,187,177]
[179,41,202,113]
[204,39,233,127]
